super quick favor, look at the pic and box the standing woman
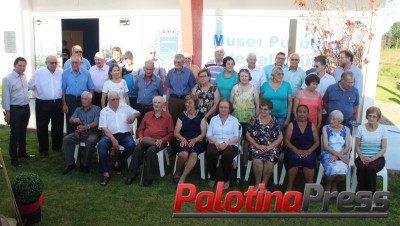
[207,99,240,190]
[284,105,319,191]
[101,64,130,108]
[293,73,322,130]
[192,68,220,120]
[261,66,292,130]
[216,56,238,99]
[355,106,387,193]
[173,94,207,184]
[230,68,259,165]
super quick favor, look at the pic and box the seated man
[63,91,101,174]
[98,91,140,186]
[126,96,174,186]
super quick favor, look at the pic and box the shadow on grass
[377,84,400,104]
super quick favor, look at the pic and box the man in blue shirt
[106,46,125,67]
[264,52,288,81]
[62,55,95,134]
[323,71,359,132]
[63,45,91,70]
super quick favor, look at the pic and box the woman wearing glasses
[192,69,220,120]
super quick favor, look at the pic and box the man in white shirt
[239,53,266,91]
[97,91,140,186]
[89,52,109,107]
[28,55,64,156]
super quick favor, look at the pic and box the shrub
[12,172,44,205]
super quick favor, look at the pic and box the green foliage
[11,172,44,205]
[383,22,400,48]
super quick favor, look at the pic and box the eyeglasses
[48,62,58,65]
[149,52,156,54]
[174,61,183,64]
[275,73,284,76]
[109,98,120,102]
[74,51,82,53]
[290,59,300,61]
[277,57,286,60]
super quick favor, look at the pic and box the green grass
[0,128,399,226]
[376,48,400,103]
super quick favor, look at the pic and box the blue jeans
[276,116,286,131]
[97,132,135,173]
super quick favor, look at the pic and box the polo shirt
[323,83,359,122]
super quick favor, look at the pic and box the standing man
[63,45,91,70]
[28,55,64,156]
[239,53,266,91]
[264,52,288,81]
[204,46,225,84]
[97,91,140,186]
[89,52,109,107]
[183,52,200,80]
[165,54,196,125]
[333,50,364,99]
[62,91,101,174]
[2,57,33,167]
[106,46,125,67]
[323,71,359,132]
[138,46,167,82]
[135,60,163,126]
[62,55,95,134]
[283,53,307,98]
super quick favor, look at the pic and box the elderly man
[138,46,166,82]
[283,53,307,98]
[323,71,359,133]
[89,52,109,107]
[97,91,140,186]
[62,91,101,174]
[2,57,33,167]
[204,46,225,84]
[106,46,125,67]
[264,52,288,81]
[62,55,95,134]
[63,45,91,70]
[183,52,200,80]
[126,96,174,186]
[165,54,196,125]
[333,50,363,99]
[239,53,266,91]
[28,55,64,156]
[135,60,163,126]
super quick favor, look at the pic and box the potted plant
[11,172,44,225]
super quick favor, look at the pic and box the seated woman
[246,98,283,191]
[284,105,319,191]
[173,94,207,184]
[207,99,240,190]
[355,106,387,193]
[321,110,351,192]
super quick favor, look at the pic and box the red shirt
[138,111,174,143]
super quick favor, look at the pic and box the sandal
[100,175,111,186]
[172,174,180,184]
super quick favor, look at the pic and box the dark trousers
[136,103,154,128]
[92,92,102,108]
[168,96,186,152]
[65,95,82,134]
[127,142,167,182]
[63,131,100,166]
[207,143,238,182]
[355,156,385,193]
[9,105,30,161]
[35,98,64,154]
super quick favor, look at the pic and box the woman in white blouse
[355,106,387,193]
[101,64,130,108]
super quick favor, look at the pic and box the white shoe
[232,160,237,169]
[223,181,230,190]
[208,180,216,188]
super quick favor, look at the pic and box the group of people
[1,45,387,195]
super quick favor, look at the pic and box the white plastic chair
[173,152,206,180]
[316,135,354,191]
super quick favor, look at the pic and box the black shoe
[11,160,22,167]
[125,177,136,185]
[113,164,122,175]
[52,148,62,152]
[80,165,90,173]
[40,152,49,157]
[18,152,35,158]
[142,180,153,187]
[62,164,76,174]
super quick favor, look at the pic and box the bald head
[152,95,164,111]
[45,55,58,73]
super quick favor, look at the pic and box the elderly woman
[192,68,220,120]
[101,64,130,108]
[216,56,238,99]
[284,105,319,191]
[355,106,387,193]
[261,66,292,130]
[207,99,240,190]
[173,94,207,184]
[293,73,322,130]
[321,110,351,192]
[246,99,283,191]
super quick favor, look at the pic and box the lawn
[376,48,400,103]
[0,128,399,226]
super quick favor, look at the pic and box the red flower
[368,32,374,40]
[294,0,306,7]
[363,58,370,64]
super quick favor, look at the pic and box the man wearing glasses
[28,55,64,156]
[138,46,166,83]
[63,45,91,71]
[97,91,140,186]
[283,53,307,98]
[264,52,288,82]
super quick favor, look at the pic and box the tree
[383,22,400,48]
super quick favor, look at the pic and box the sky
[382,0,400,33]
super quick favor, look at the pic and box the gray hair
[330,110,344,123]
[107,91,118,99]
[247,53,256,59]
[81,91,92,99]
